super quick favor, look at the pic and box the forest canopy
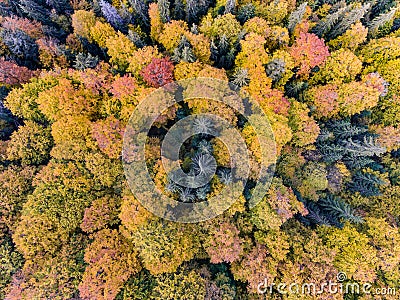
[0,0,400,299]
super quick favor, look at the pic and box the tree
[91,116,124,159]
[320,223,378,282]
[105,31,137,70]
[288,100,320,147]
[141,57,174,88]
[231,243,278,293]
[124,218,201,274]
[311,48,363,84]
[0,166,36,232]
[289,32,330,77]
[7,121,53,166]
[0,58,35,85]
[1,16,43,39]
[152,268,206,300]
[36,77,101,121]
[199,13,242,44]
[328,22,368,50]
[80,195,120,233]
[0,29,39,66]
[203,219,245,263]
[99,0,124,30]
[0,239,24,299]
[79,229,141,300]
[18,0,51,25]
[149,3,164,41]
[71,10,96,40]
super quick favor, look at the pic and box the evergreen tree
[99,0,124,30]
[0,29,39,67]
[172,35,197,63]
[236,3,255,24]
[19,0,51,25]
[73,53,99,70]
[224,0,236,15]
[328,3,370,39]
[342,136,386,157]
[172,0,185,20]
[288,2,308,33]
[158,0,171,23]
[319,194,363,224]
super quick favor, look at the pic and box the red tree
[289,32,330,76]
[141,57,174,88]
[0,58,35,85]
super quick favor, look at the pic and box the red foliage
[0,58,35,85]
[141,57,174,88]
[204,220,244,264]
[1,16,43,39]
[78,229,140,300]
[289,32,330,76]
[110,75,137,98]
[91,116,125,159]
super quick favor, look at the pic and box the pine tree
[185,0,210,24]
[319,194,363,224]
[288,2,308,33]
[172,0,185,20]
[342,136,387,157]
[129,0,149,25]
[19,0,51,25]
[348,179,382,197]
[231,68,249,87]
[265,59,286,82]
[353,171,387,186]
[312,6,347,37]
[0,29,39,67]
[99,0,124,30]
[318,143,345,163]
[172,35,197,63]
[158,0,171,23]
[45,0,72,14]
[305,201,334,227]
[224,0,236,15]
[128,30,146,48]
[328,3,370,39]
[343,155,375,170]
[326,120,368,140]
[368,7,397,37]
[237,3,255,24]
[73,53,99,70]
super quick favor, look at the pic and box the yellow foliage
[158,20,189,51]
[197,65,228,81]
[126,46,160,78]
[186,32,211,63]
[265,25,289,49]
[311,49,363,84]
[243,17,269,35]
[235,33,269,71]
[255,0,288,24]
[89,20,117,48]
[173,61,204,80]
[199,13,242,43]
[328,22,368,51]
[149,3,164,41]
[106,32,137,70]
[71,10,96,40]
